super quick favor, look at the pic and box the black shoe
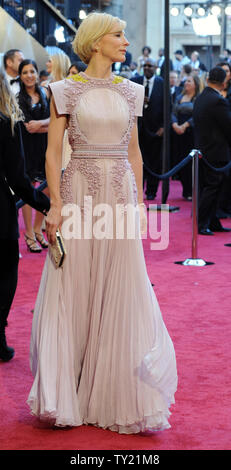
[0,328,15,362]
[199,228,214,235]
[224,243,231,246]
[209,226,231,232]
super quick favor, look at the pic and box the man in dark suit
[3,49,24,95]
[0,114,50,361]
[131,59,164,200]
[193,67,231,235]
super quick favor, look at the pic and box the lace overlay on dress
[60,158,102,203]
[64,73,136,148]
[110,159,137,205]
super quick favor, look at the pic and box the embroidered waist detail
[71,144,128,159]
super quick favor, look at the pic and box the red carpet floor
[0,181,231,450]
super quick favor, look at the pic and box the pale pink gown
[27,72,177,433]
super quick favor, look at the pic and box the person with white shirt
[3,49,25,95]
[190,51,207,74]
[173,50,190,74]
[156,48,173,78]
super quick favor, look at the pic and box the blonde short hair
[72,12,127,64]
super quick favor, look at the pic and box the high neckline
[80,71,114,81]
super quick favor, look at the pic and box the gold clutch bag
[49,229,66,268]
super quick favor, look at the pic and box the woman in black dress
[0,71,50,361]
[17,59,50,252]
[171,73,202,200]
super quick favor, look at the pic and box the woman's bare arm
[128,118,144,204]
[45,97,67,243]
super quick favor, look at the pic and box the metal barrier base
[175,259,214,267]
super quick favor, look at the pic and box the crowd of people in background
[2,45,87,254]
[2,40,231,242]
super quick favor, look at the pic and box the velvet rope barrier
[16,180,48,210]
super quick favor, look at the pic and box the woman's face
[96,25,129,64]
[143,48,150,57]
[222,65,231,82]
[184,76,196,94]
[46,58,52,74]
[20,63,38,88]
[69,65,78,76]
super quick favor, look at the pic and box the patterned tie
[145,79,150,98]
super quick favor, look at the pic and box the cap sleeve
[49,80,68,115]
[130,82,144,117]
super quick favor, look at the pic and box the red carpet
[0,180,231,450]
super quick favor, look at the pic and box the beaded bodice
[64,72,136,151]
[50,73,144,205]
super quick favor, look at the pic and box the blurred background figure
[179,63,192,88]
[42,50,71,91]
[68,61,87,76]
[131,58,164,200]
[39,69,49,84]
[129,61,140,79]
[219,48,231,65]
[112,50,132,75]
[3,49,25,95]
[217,61,231,107]
[17,59,50,252]
[170,70,181,105]
[173,49,190,74]
[137,46,154,75]
[171,73,202,200]
[42,51,72,169]
[156,47,173,78]
[44,34,66,57]
[190,51,207,74]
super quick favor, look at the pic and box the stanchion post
[175,149,214,266]
[192,149,200,259]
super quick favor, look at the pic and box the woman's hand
[24,120,42,133]
[156,127,164,137]
[172,123,184,135]
[180,121,190,133]
[45,205,62,245]
[138,203,147,236]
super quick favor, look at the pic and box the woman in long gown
[28,12,177,433]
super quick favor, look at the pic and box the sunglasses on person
[144,64,154,68]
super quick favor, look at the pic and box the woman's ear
[92,39,101,53]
